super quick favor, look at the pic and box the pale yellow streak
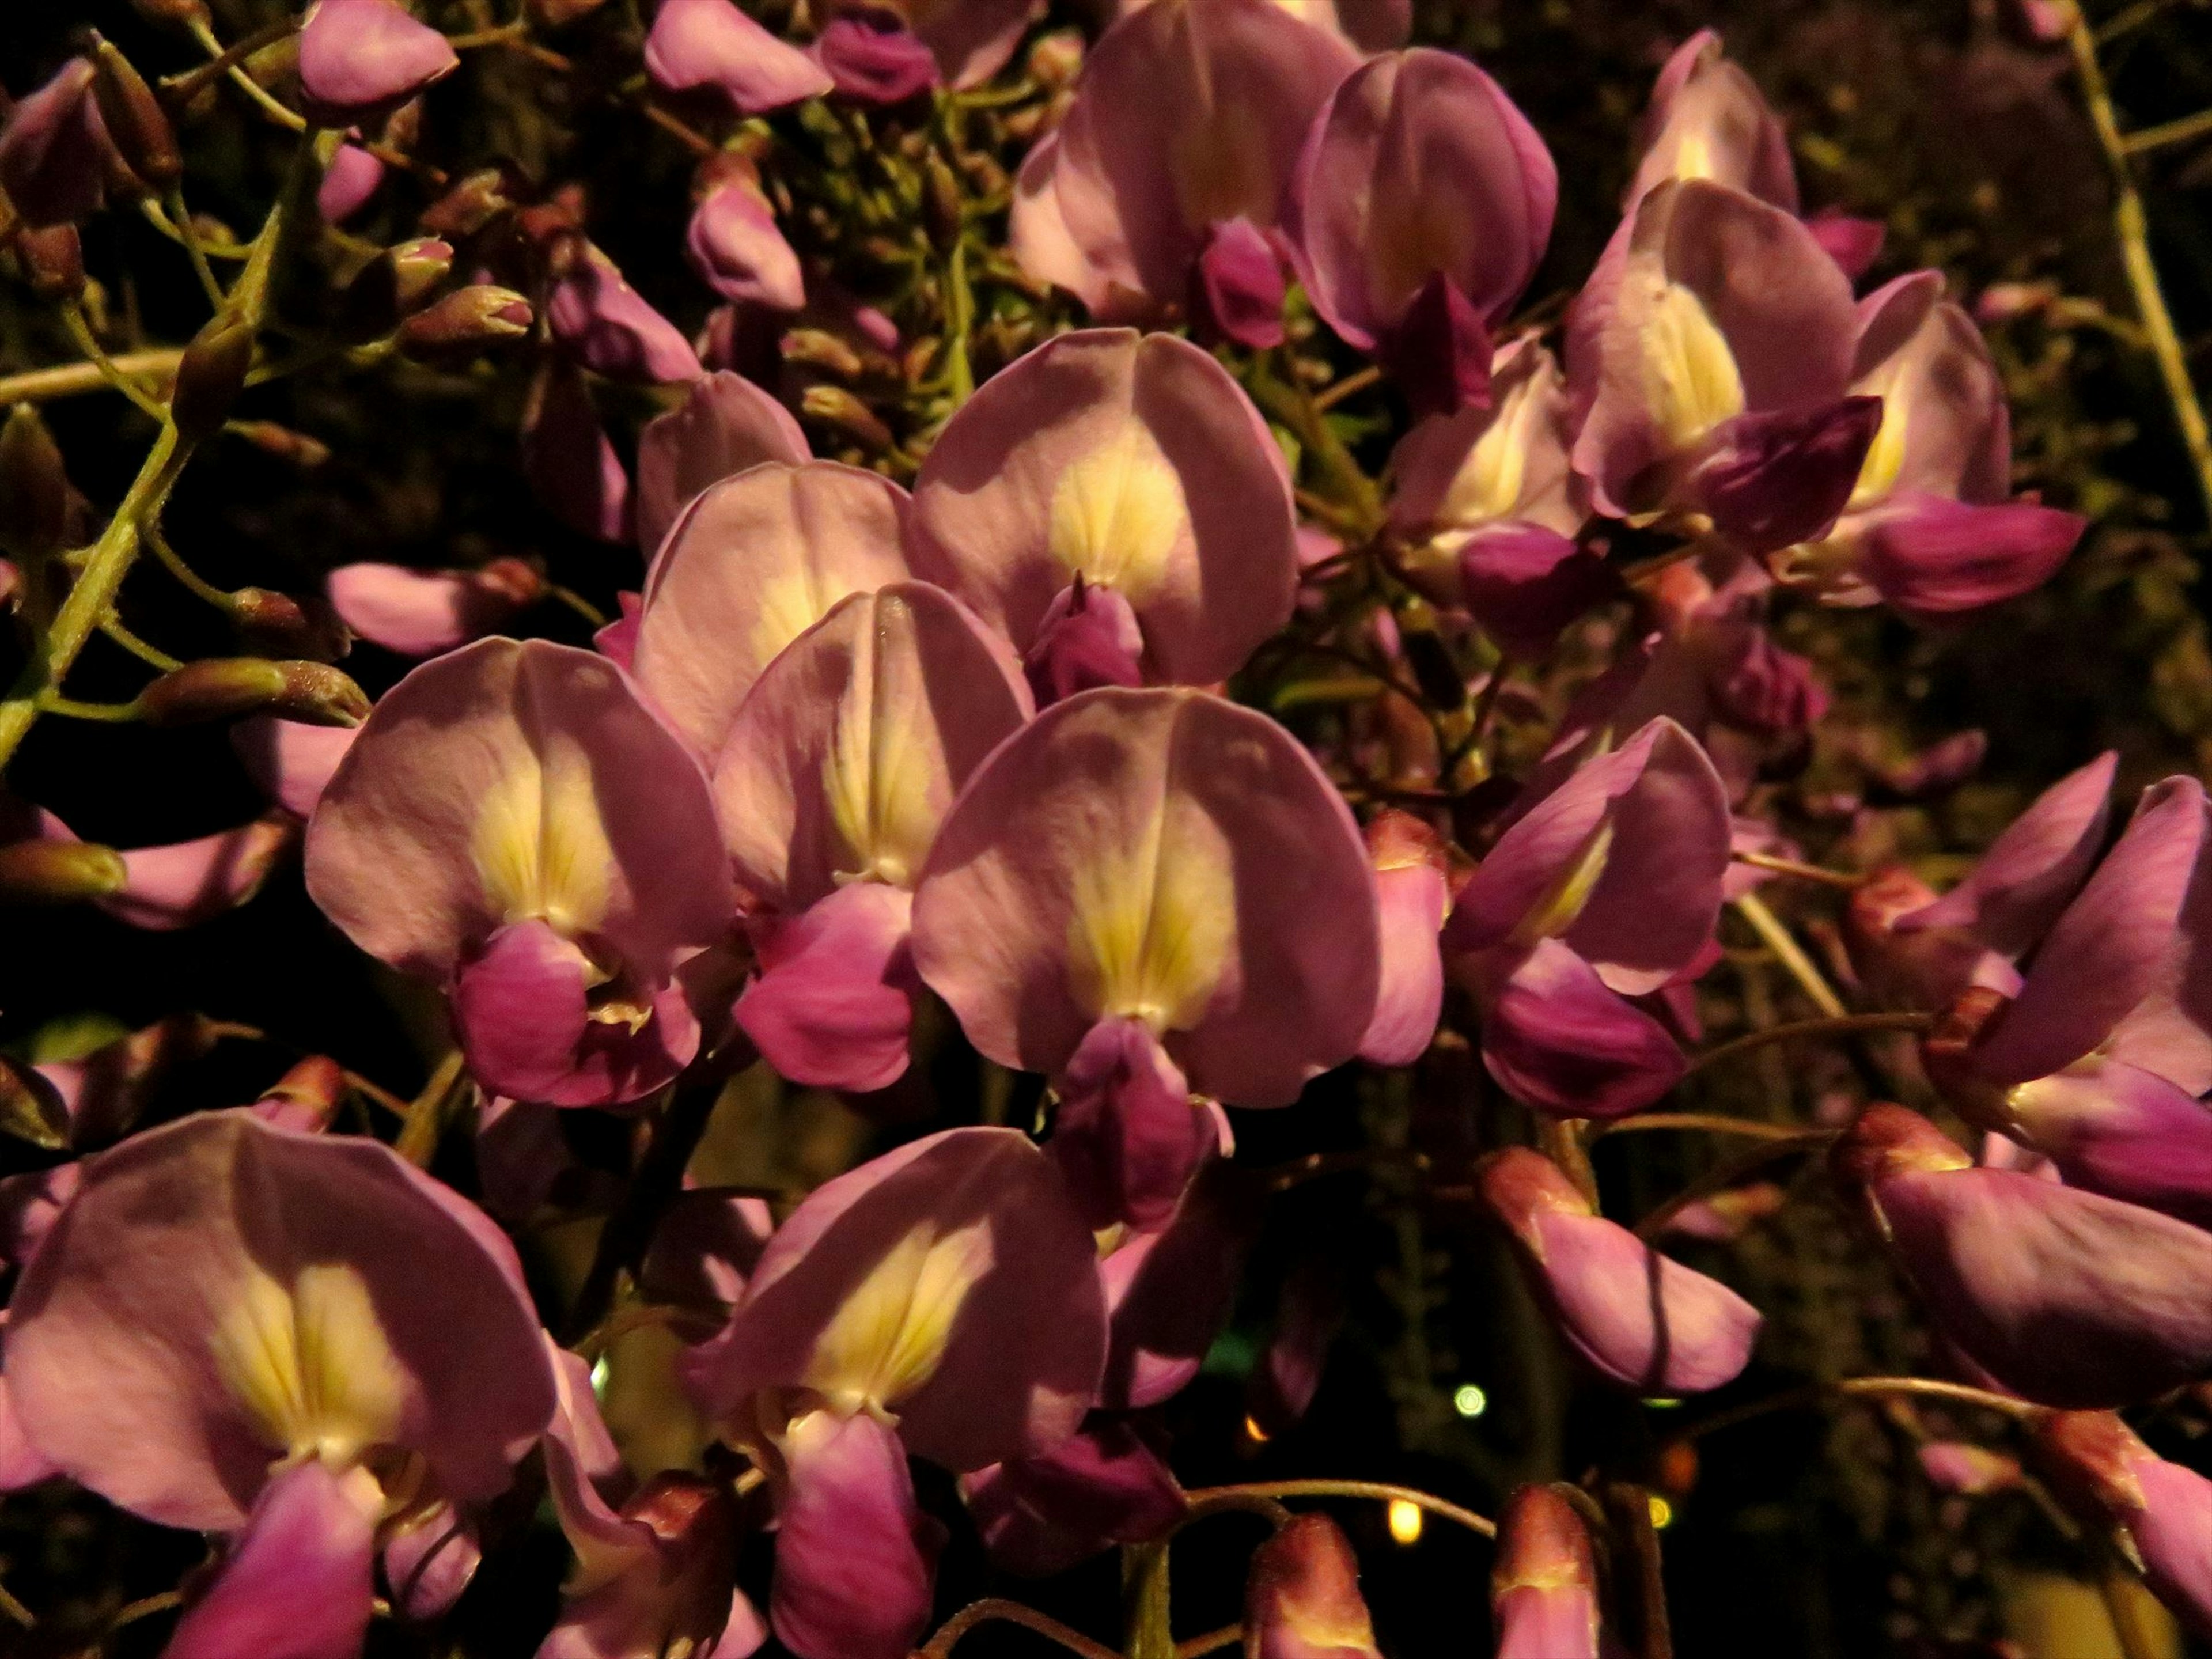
[1438,372,1544,529]
[1638,279,1745,451]
[1067,793,1236,1033]
[804,1221,995,1416]
[1048,418,1190,604]
[1509,822,1615,946]
[823,596,938,888]
[1847,378,1907,510]
[211,1262,408,1469]
[471,732,615,939]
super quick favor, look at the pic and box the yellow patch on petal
[1067,793,1236,1034]
[1847,386,1906,510]
[1669,127,1717,185]
[823,595,937,889]
[804,1220,995,1417]
[211,1261,408,1470]
[1438,372,1545,531]
[1048,418,1190,605]
[1509,821,1615,946]
[751,569,853,685]
[1638,278,1745,452]
[471,733,616,941]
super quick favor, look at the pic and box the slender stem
[1679,1376,2036,1444]
[1176,1627,1241,1659]
[395,1049,468,1166]
[1178,1490,1293,1529]
[1684,1012,1932,1077]
[1312,364,1382,413]
[0,349,185,406]
[916,1600,1120,1659]
[60,306,171,422]
[544,583,608,629]
[1732,892,1848,1018]
[0,1576,29,1628]
[639,100,715,155]
[1632,1131,1833,1241]
[2066,13,2212,524]
[37,694,142,721]
[168,14,300,103]
[2122,103,2212,155]
[1247,357,1383,533]
[1604,1482,1674,1659]
[1732,849,1862,889]
[1184,1480,1495,1539]
[100,616,184,672]
[145,524,238,610]
[162,189,225,308]
[565,1078,724,1342]
[943,240,975,406]
[1597,1113,1818,1141]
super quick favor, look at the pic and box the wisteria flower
[305,638,732,1107]
[634,370,810,562]
[1493,1483,1608,1659]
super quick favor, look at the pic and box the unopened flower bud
[0,1054,67,1152]
[0,836,129,904]
[88,35,181,193]
[799,384,892,452]
[170,316,255,442]
[922,151,963,252]
[1492,1486,1603,1659]
[339,236,455,340]
[138,657,370,728]
[16,224,86,302]
[1026,28,1085,90]
[228,587,351,661]
[0,60,113,228]
[1244,1513,1381,1659]
[780,327,868,381]
[253,1054,348,1133]
[0,404,70,563]
[226,421,332,469]
[419,168,516,240]
[397,286,533,360]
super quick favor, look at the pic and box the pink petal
[327,560,539,657]
[1840,1105,2212,1407]
[1971,777,2210,1088]
[384,1503,482,1623]
[1855,494,2083,615]
[635,372,809,561]
[963,1419,1187,1577]
[1691,395,1883,554]
[10,1113,553,1530]
[317,142,386,225]
[547,247,705,384]
[1376,273,1495,417]
[910,687,1381,1108]
[0,1368,59,1492]
[736,883,921,1093]
[687,183,806,311]
[633,462,913,759]
[0,60,111,229]
[813,16,940,104]
[541,1470,750,1659]
[297,0,459,122]
[1807,207,1885,281]
[1387,339,1582,549]
[896,0,1036,89]
[596,592,643,672]
[1358,813,1449,1067]
[1454,524,1616,660]
[1025,579,1148,704]
[908,329,1297,686]
[1627,31,1797,210]
[163,1458,379,1659]
[305,637,731,987]
[645,0,835,113]
[91,812,297,931]
[1049,1016,1209,1229]
[1099,1160,1258,1410]
[771,1408,940,1659]
[1898,750,2115,957]
[1493,1484,1603,1659]
[1245,1513,1381,1659]
[1994,1058,2212,1230]
[683,1127,1107,1471]
[1245,1256,1344,1434]
[232,717,359,819]
[712,581,1029,910]
[524,363,633,543]
[1916,1442,2020,1496]
[1287,48,1555,349]
[1194,217,1288,350]
[1844,282,2014,506]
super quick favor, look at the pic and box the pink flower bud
[645,0,834,115]
[1493,1485,1604,1659]
[397,285,535,357]
[297,0,461,124]
[1244,1514,1381,1659]
[686,181,805,310]
[0,60,114,228]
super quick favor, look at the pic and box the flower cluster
[0,1,2204,1656]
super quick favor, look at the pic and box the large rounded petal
[634,372,810,562]
[305,638,731,982]
[683,1127,1107,1472]
[1898,750,2115,958]
[908,330,1297,686]
[8,1111,554,1532]
[635,462,913,759]
[1625,31,1796,210]
[911,687,1381,1106]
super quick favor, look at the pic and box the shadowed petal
[770,1408,940,1659]
[1899,750,2115,957]
[634,372,809,562]
[963,1419,1187,1577]
[645,0,835,113]
[162,1458,380,1659]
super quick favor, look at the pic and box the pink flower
[1569,179,1877,555]
[1774,272,2084,613]
[712,581,1032,1090]
[634,370,810,560]
[911,687,1381,1225]
[524,363,633,543]
[305,638,732,1107]
[1010,0,1355,320]
[0,59,115,228]
[547,245,705,384]
[1479,1148,1762,1393]
[2034,1410,2212,1639]
[327,558,543,657]
[813,15,942,104]
[687,183,806,311]
[1286,49,1556,415]
[7,1111,554,1654]
[683,1128,1108,1659]
[1444,718,1731,1118]
[317,142,386,224]
[1493,1484,1607,1659]
[6,802,298,931]
[962,1419,1187,1577]
[840,0,1033,89]
[1358,809,1449,1067]
[1832,1104,2212,1407]
[908,329,1298,699]
[644,0,835,113]
[1245,1514,1382,1659]
[1626,31,1797,213]
[631,461,913,759]
[298,0,461,124]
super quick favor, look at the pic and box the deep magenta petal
[963,1419,1187,1577]
[1855,494,2083,615]
[736,884,921,1093]
[1454,523,1616,660]
[1693,395,1882,554]
[1377,275,1495,418]
[1050,1018,1209,1230]
[162,1459,378,1659]
[771,1409,940,1659]
[1194,218,1288,350]
[815,16,940,104]
[1025,581,1148,705]
[1477,941,1689,1120]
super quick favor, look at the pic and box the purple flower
[547,244,706,384]
[813,14,941,104]
[298,0,461,124]
[962,1419,1187,1577]
[305,638,732,1107]
[908,329,1299,697]
[686,183,806,311]
[0,59,115,228]
[644,0,834,114]
[327,558,544,657]
[713,582,1032,1091]
[1286,49,1556,415]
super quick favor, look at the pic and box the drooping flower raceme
[305,638,733,1107]
[7,1111,555,1659]
[908,328,1298,702]
[713,581,1033,1091]
[911,686,1381,1227]
[683,1128,1107,1659]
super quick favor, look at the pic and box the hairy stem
[917,1600,1121,1659]
[1184,1480,1495,1539]
[1684,1012,1931,1077]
